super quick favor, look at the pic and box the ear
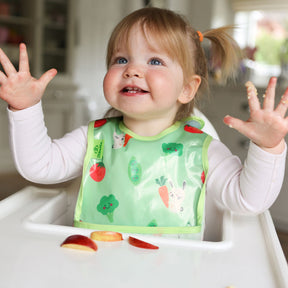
[178,75,201,104]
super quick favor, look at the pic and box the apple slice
[90,231,123,242]
[128,236,159,250]
[61,234,98,252]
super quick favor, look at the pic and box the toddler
[0,7,287,240]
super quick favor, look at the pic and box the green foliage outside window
[255,30,284,65]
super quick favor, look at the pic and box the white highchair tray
[0,185,287,288]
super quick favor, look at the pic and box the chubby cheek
[103,71,116,104]
[146,72,165,90]
[148,71,183,100]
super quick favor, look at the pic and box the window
[233,2,288,87]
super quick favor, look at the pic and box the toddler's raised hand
[224,77,288,154]
[0,43,57,111]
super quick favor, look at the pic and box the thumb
[39,68,57,89]
[223,115,247,134]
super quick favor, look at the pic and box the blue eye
[149,58,162,65]
[116,57,127,64]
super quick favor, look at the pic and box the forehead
[114,23,174,57]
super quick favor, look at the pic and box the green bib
[74,117,212,239]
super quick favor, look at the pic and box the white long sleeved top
[7,102,287,239]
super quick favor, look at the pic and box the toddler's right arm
[0,44,86,184]
[8,101,87,184]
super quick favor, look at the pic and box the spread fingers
[0,48,17,76]
[276,87,288,117]
[263,77,277,111]
[19,43,30,72]
[245,81,260,112]
[0,70,7,84]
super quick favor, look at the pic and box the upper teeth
[126,87,142,92]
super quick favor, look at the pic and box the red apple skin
[128,236,159,250]
[90,231,123,242]
[61,234,98,252]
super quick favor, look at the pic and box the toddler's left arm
[224,77,288,154]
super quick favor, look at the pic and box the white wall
[211,0,234,28]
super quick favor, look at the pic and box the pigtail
[202,26,242,84]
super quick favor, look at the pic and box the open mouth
[122,87,148,94]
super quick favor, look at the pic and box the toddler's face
[103,24,192,124]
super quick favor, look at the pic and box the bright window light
[234,10,288,87]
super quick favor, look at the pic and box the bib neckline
[118,120,182,141]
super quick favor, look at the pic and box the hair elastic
[197,31,203,42]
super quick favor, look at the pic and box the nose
[123,65,143,79]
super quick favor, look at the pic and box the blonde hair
[105,7,241,121]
